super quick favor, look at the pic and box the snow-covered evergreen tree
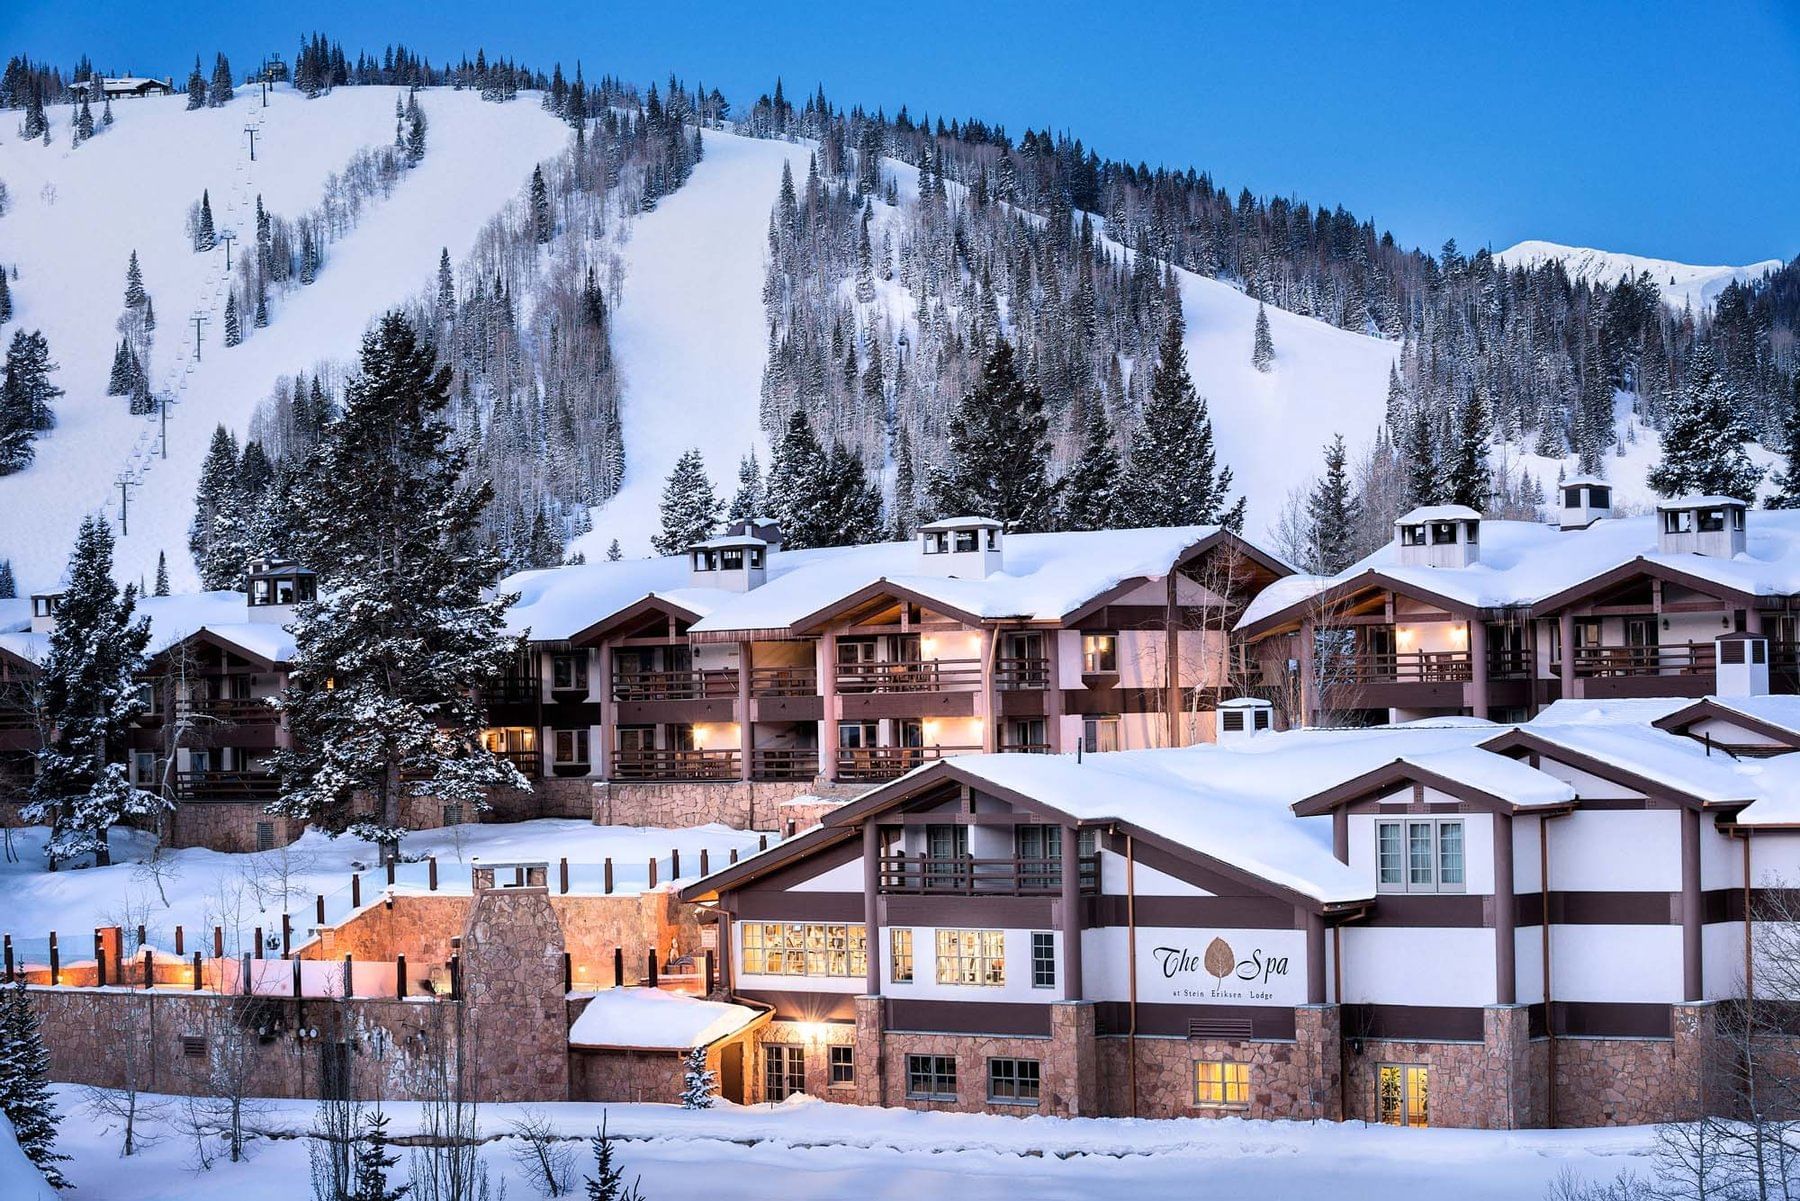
[0,269,11,323]
[223,292,243,347]
[404,92,427,164]
[1306,434,1360,574]
[194,189,216,251]
[0,559,14,599]
[1404,405,1441,508]
[680,1047,716,1109]
[605,538,622,561]
[1252,302,1275,372]
[890,426,920,539]
[351,1108,406,1201]
[1445,390,1491,510]
[3,329,61,431]
[927,339,1056,532]
[1117,313,1244,530]
[123,249,146,308]
[270,312,527,854]
[1058,403,1120,531]
[767,408,830,548]
[1766,378,1800,510]
[531,166,553,244]
[583,1117,642,1201]
[0,980,68,1189]
[142,294,155,331]
[435,248,455,319]
[23,516,161,867]
[653,448,721,555]
[727,452,764,521]
[153,550,170,596]
[208,53,234,107]
[185,57,206,110]
[189,424,248,590]
[819,442,885,546]
[1646,345,1764,500]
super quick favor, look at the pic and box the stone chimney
[1656,497,1747,559]
[1558,475,1613,531]
[918,516,1005,579]
[458,861,569,1102]
[1394,506,1481,568]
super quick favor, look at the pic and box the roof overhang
[1532,556,1762,613]
[1236,568,1484,641]
[1477,727,1751,811]
[1289,757,1574,818]
[1652,699,1800,750]
[566,594,706,647]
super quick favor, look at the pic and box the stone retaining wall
[591,780,862,831]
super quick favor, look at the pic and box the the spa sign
[1145,933,1300,1005]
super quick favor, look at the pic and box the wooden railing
[493,748,541,779]
[174,770,280,800]
[836,744,979,781]
[749,666,817,697]
[1334,650,1472,684]
[999,742,1053,755]
[177,696,279,724]
[481,678,542,705]
[1573,644,1715,678]
[610,748,741,780]
[835,659,982,693]
[750,748,819,781]
[878,853,1100,896]
[995,656,1050,691]
[611,668,738,702]
[1486,649,1534,680]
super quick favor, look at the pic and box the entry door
[720,1043,744,1104]
[1378,1064,1429,1127]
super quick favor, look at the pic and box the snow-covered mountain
[1493,240,1784,313]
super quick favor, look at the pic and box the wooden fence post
[94,931,107,987]
[604,858,613,894]
[191,950,202,991]
[613,947,623,987]
[396,954,407,999]
[174,925,185,956]
[429,857,438,891]
[559,858,569,895]
[646,949,659,988]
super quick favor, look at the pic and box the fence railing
[994,656,1050,691]
[177,696,281,724]
[878,853,1100,896]
[836,744,979,781]
[835,659,982,693]
[1572,643,1715,678]
[750,748,819,780]
[173,769,281,800]
[610,747,741,780]
[611,668,738,702]
[749,666,817,697]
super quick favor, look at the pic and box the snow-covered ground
[0,1117,57,1201]
[48,1085,1655,1201]
[0,819,769,963]
[0,85,569,594]
[1494,239,1785,314]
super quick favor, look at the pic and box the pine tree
[818,442,886,546]
[653,448,721,555]
[1059,403,1121,531]
[1305,434,1360,573]
[583,1117,642,1201]
[890,426,920,539]
[927,339,1057,531]
[1646,344,1765,500]
[153,550,170,596]
[208,52,234,107]
[727,451,765,521]
[531,166,553,244]
[223,292,243,347]
[195,189,216,252]
[606,538,622,561]
[1445,390,1492,511]
[73,93,93,144]
[0,560,14,599]
[1252,302,1275,373]
[23,516,160,867]
[767,408,832,549]
[270,312,526,854]
[0,269,11,323]
[0,980,68,1189]
[1117,313,1244,530]
[107,340,132,395]
[0,329,61,475]
[189,424,246,590]
[1766,377,1800,509]
[254,278,269,328]
[1404,405,1440,507]
[123,249,146,308]
[435,248,455,319]
[142,295,155,331]
[351,1108,407,1201]
[680,1046,716,1109]
[404,93,427,164]
[185,56,206,110]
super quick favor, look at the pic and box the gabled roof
[1478,725,1756,809]
[1290,748,1577,817]
[1653,696,1800,750]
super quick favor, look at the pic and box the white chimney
[1715,633,1770,698]
[918,516,1004,579]
[1558,475,1613,531]
[724,516,783,555]
[1215,697,1275,745]
[245,558,318,624]
[28,593,61,636]
[1394,505,1482,568]
[1656,496,1747,559]
[688,535,768,592]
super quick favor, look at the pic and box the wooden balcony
[836,659,982,693]
[1336,650,1472,684]
[493,748,541,779]
[611,668,738,703]
[999,742,1053,755]
[174,770,280,801]
[177,696,280,724]
[878,852,1100,896]
[749,666,817,697]
[610,747,741,781]
[482,677,542,705]
[1572,643,1715,678]
[995,656,1050,691]
[750,747,819,781]
[836,744,979,781]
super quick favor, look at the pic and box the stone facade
[591,779,861,831]
[458,881,569,1102]
[162,803,305,854]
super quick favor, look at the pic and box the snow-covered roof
[0,590,261,666]
[1503,720,1757,805]
[690,534,767,550]
[504,525,1235,641]
[1668,695,1800,739]
[1657,495,1749,510]
[567,986,762,1050]
[1239,511,1800,632]
[1217,696,1273,709]
[0,599,28,635]
[920,515,1004,530]
[1395,505,1482,524]
[1394,747,1577,808]
[1561,475,1610,488]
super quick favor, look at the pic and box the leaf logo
[1203,937,1235,981]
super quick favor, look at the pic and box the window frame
[905,1053,958,1101]
[1080,632,1118,674]
[1030,931,1056,990]
[935,928,1005,987]
[764,1044,806,1101]
[987,1057,1041,1105]
[1194,1059,1250,1109]
[552,727,590,765]
[828,1044,855,1089]
[1374,817,1465,894]
[740,922,867,978]
[890,927,913,984]
[1377,1062,1430,1128]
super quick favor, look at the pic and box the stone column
[593,642,613,781]
[818,632,838,782]
[853,994,885,1107]
[1469,619,1490,720]
[737,641,754,782]
[1293,1003,1343,1121]
[1060,823,1084,1001]
[458,875,569,1103]
[1670,1001,1718,1123]
[1481,1004,1539,1129]
[1049,1000,1098,1117]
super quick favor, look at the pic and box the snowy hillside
[0,84,568,593]
[1494,239,1784,313]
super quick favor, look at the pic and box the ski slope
[571,129,812,559]
[0,85,568,594]
[1495,239,1785,313]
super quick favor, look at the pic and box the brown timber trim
[1480,729,1748,811]
[1544,1000,1675,1039]
[880,894,1057,927]
[1086,894,1295,929]
[733,989,859,1024]
[1347,1004,1486,1042]
[731,891,865,922]
[1532,557,1758,615]
[1653,699,1800,750]
[884,999,1053,1037]
[1093,1001,1297,1040]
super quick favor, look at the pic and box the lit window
[1375,819,1464,893]
[765,1045,805,1100]
[1081,633,1118,673]
[890,928,913,983]
[935,929,1005,986]
[1195,1060,1249,1108]
[988,1058,1040,1104]
[741,923,866,978]
[1378,1064,1429,1127]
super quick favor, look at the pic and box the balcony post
[1298,619,1316,727]
[1469,619,1489,720]
[738,641,753,782]
[863,821,881,995]
[1044,632,1064,753]
[1558,612,1575,698]
[1059,824,1083,1001]
[818,632,838,782]
[593,641,612,781]
[980,627,998,754]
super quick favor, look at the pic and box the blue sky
[9,0,1798,265]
